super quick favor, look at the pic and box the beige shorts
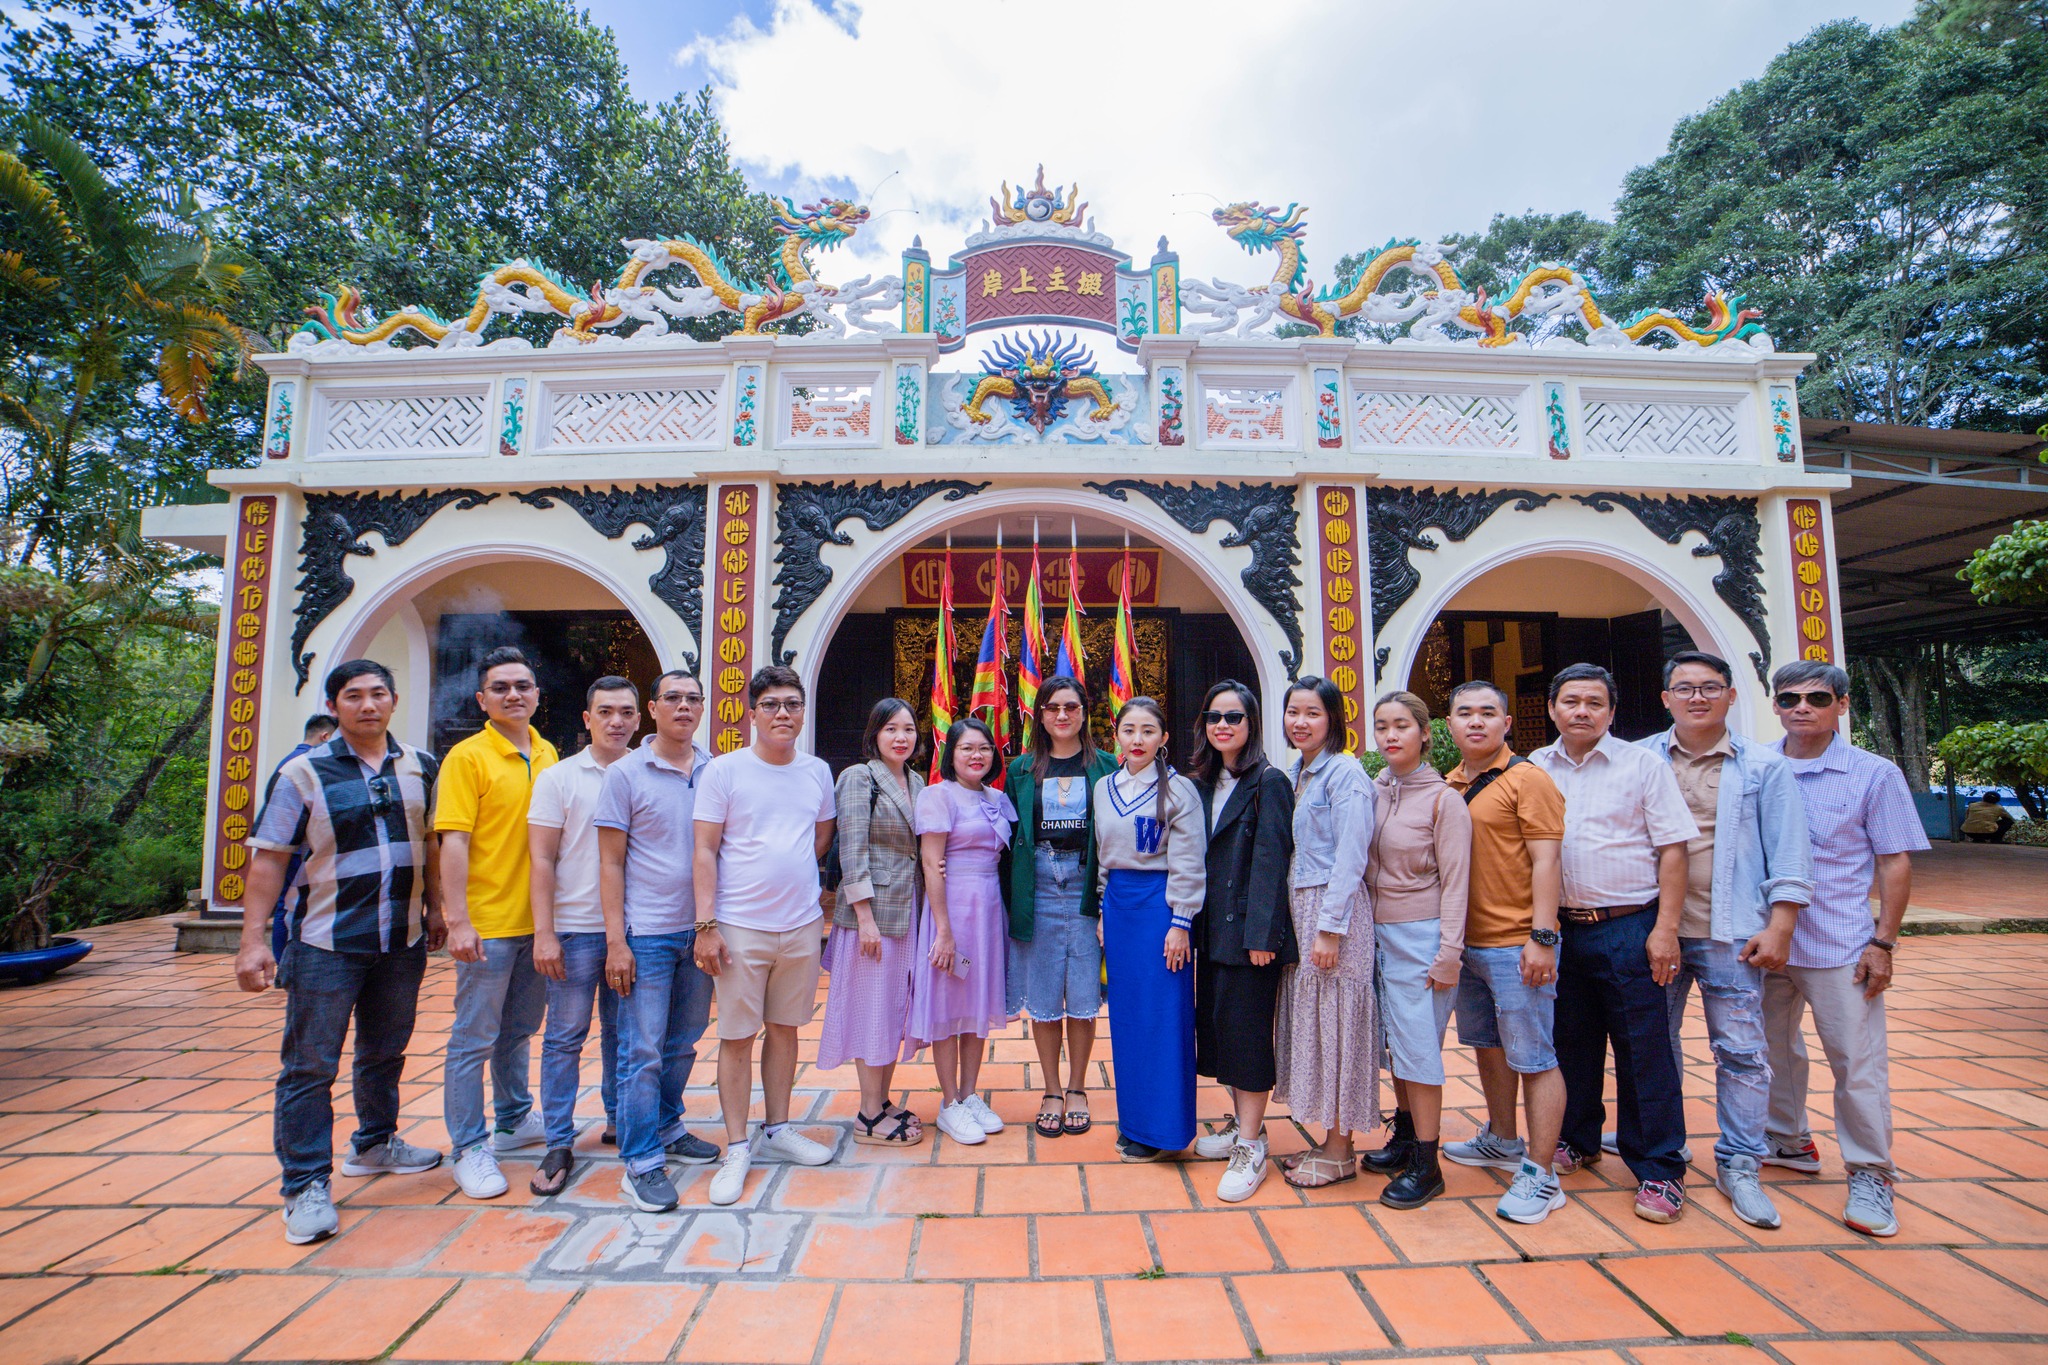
[713,919,824,1039]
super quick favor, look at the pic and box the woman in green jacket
[1005,676,1119,1139]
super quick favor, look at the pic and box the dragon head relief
[991,166,1087,228]
[965,330,1116,434]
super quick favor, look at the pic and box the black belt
[1559,899,1659,926]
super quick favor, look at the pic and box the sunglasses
[367,774,397,816]
[1201,709,1248,726]
[1042,701,1084,716]
[1774,690,1838,710]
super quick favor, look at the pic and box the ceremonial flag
[928,544,957,783]
[1018,533,1047,747]
[1053,530,1087,688]
[968,540,1011,774]
[1109,539,1136,712]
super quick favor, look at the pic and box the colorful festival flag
[1109,542,1136,713]
[968,542,1011,771]
[928,545,957,783]
[1018,536,1047,747]
[1053,534,1087,688]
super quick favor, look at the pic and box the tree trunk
[1861,656,1931,792]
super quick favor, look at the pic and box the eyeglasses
[1667,684,1729,700]
[367,775,397,816]
[484,680,536,696]
[1774,690,1838,710]
[1042,702,1084,716]
[754,698,805,715]
[1201,710,1248,726]
[655,691,703,706]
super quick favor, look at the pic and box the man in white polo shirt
[693,664,839,1205]
[526,676,640,1196]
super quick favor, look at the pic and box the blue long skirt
[1102,868,1195,1151]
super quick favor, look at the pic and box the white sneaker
[491,1112,545,1153]
[451,1144,508,1199]
[963,1094,1005,1134]
[936,1101,987,1146]
[708,1146,751,1206]
[1193,1115,1240,1160]
[756,1124,836,1166]
[1216,1140,1268,1203]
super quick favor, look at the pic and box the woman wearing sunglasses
[1186,682,1295,1202]
[1003,677,1119,1139]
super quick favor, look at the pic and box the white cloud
[674,0,1913,298]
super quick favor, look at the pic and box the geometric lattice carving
[786,381,875,443]
[319,393,485,452]
[1202,385,1288,443]
[544,386,723,448]
[1352,389,1521,450]
[1582,399,1740,458]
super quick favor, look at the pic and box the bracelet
[695,920,721,934]
[1866,937,1896,953]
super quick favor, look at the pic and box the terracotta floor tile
[1775,1343,1926,1365]
[97,1271,330,1363]
[247,1275,453,1361]
[1581,1189,1752,1251]
[0,1277,77,1333]
[822,1282,966,1365]
[775,1164,880,1212]
[979,1161,1084,1214]
[1357,1265,1528,1348]
[668,1210,802,1274]
[393,1278,577,1361]
[1257,1203,1397,1267]
[424,1206,569,1272]
[1103,1275,1251,1362]
[1918,1344,2048,1365]
[1602,1253,1806,1337]
[794,1215,915,1278]
[312,1206,469,1269]
[51,1205,258,1273]
[0,1206,148,1272]
[915,1213,1030,1278]
[134,1152,278,1205]
[0,1111,78,1147]
[968,1278,1105,1364]
[1084,1160,1194,1211]
[0,1272,200,1365]
[96,1110,249,1154]
[10,1110,165,1153]
[1149,1208,1274,1271]
[1966,1130,2048,1178]
[0,1154,111,1204]
[33,1151,206,1204]
[681,1280,833,1364]
[1481,1259,1669,1342]
[1489,1193,1639,1257]
[1720,1248,1942,1332]
[1372,1195,1519,1263]
[1630,1347,1776,1365]
[877,1165,980,1215]
[1958,1247,2048,1304]
[1898,1179,2048,1242]
[199,1207,371,1269]
[1235,1268,1389,1355]
[535,1283,704,1363]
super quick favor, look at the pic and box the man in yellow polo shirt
[437,645,559,1199]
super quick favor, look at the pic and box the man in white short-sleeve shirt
[693,666,838,1204]
[524,677,640,1196]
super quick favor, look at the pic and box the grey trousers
[1762,964,1893,1175]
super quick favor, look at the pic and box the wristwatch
[1529,927,1561,948]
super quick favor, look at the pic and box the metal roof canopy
[1802,418,2048,650]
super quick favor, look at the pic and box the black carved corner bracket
[1571,492,1771,684]
[290,488,499,691]
[1365,487,1560,678]
[1087,479,1304,679]
[512,485,708,673]
[771,479,989,666]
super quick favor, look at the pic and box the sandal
[1035,1093,1066,1139]
[1062,1089,1092,1135]
[853,1104,924,1146]
[1284,1152,1357,1188]
[529,1147,574,1196]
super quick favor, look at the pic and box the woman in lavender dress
[909,718,1017,1148]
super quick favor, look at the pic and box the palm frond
[18,116,111,230]
[0,250,60,296]
[0,149,79,273]
[154,302,248,422]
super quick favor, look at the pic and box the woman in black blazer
[1187,680,1296,1203]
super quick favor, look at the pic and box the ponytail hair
[1116,695,1173,829]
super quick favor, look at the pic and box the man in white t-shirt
[525,677,640,1196]
[693,665,839,1204]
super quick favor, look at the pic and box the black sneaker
[666,1131,721,1164]
[1118,1135,1168,1163]
[601,1125,617,1146]
[625,1165,679,1212]
[529,1147,574,1197]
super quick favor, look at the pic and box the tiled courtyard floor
[3,920,2048,1364]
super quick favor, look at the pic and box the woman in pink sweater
[1363,691,1471,1209]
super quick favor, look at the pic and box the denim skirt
[1005,846,1103,1021]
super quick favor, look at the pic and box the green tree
[1936,718,2048,818]
[1962,519,2048,607]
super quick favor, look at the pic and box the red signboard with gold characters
[1786,498,1837,664]
[708,485,760,754]
[902,547,1159,609]
[1317,486,1367,753]
[211,496,278,908]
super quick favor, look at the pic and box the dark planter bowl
[0,935,92,985]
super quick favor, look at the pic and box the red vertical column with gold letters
[1317,486,1366,753]
[1786,499,1838,665]
[708,485,759,753]
[211,496,278,909]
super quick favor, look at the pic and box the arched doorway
[809,505,1262,775]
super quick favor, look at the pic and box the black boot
[1362,1110,1416,1175]
[1380,1139,1445,1210]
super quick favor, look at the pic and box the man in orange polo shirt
[1438,680,1571,1225]
[437,645,559,1199]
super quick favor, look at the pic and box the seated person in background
[1959,793,2015,844]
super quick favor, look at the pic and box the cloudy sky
[582,0,1914,286]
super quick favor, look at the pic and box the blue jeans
[1556,911,1688,1183]
[273,939,426,1196]
[444,935,548,1156]
[1456,944,1558,1074]
[1671,937,1770,1165]
[540,932,622,1152]
[616,930,714,1175]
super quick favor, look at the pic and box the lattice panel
[1202,386,1288,443]
[1351,389,1521,450]
[1581,399,1740,458]
[545,386,722,448]
[320,393,485,453]
[786,382,875,443]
